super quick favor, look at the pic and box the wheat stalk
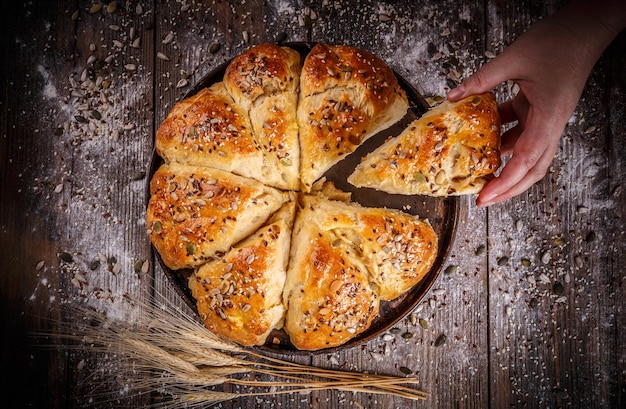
[42,292,429,406]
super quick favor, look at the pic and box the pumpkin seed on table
[444,265,457,275]
[399,366,413,375]
[552,282,564,296]
[434,334,447,347]
[58,252,74,263]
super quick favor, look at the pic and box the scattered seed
[106,1,117,13]
[434,334,447,347]
[541,251,551,264]
[209,41,221,54]
[89,4,103,14]
[399,366,413,375]
[131,170,146,181]
[529,297,539,308]
[497,256,509,266]
[157,52,170,61]
[186,243,196,256]
[504,305,512,316]
[574,255,583,268]
[36,260,45,270]
[402,332,413,340]
[134,259,144,273]
[382,333,394,342]
[58,252,74,263]
[475,244,486,256]
[419,318,428,329]
[552,282,564,296]
[176,78,189,88]
[521,258,531,267]
[444,265,457,275]
[89,258,100,270]
[163,32,174,44]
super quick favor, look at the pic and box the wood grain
[1,1,624,408]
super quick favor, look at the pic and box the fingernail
[477,192,498,207]
[447,84,465,101]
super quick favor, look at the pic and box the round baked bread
[147,42,500,350]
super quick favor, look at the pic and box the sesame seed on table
[1,1,625,408]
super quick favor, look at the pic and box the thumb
[447,54,513,101]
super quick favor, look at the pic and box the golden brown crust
[282,193,438,349]
[146,162,288,270]
[224,43,301,108]
[224,43,302,190]
[283,196,379,350]
[298,43,409,190]
[155,83,264,179]
[148,43,444,351]
[355,208,438,300]
[348,92,501,196]
[189,201,295,346]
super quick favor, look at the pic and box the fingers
[499,124,523,155]
[446,56,514,101]
[477,125,560,207]
[476,147,554,207]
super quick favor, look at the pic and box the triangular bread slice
[223,43,301,190]
[330,201,438,301]
[146,162,289,270]
[155,82,267,185]
[348,92,501,196]
[283,194,380,351]
[297,43,409,191]
[188,199,296,346]
[292,193,438,301]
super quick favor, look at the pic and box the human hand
[447,0,626,207]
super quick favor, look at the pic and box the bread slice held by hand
[224,43,302,190]
[146,162,289,270]
[188,199,296,346]
[348,92,501,196]
[297,43,409,191]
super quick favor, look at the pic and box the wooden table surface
[2,1,625,408]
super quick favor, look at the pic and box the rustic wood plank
[607,31,626,409]
[1,1,156,407]
[486,1,626,408]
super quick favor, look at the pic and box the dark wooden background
[1,1,624,408]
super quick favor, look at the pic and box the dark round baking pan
[146,42,458,355]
